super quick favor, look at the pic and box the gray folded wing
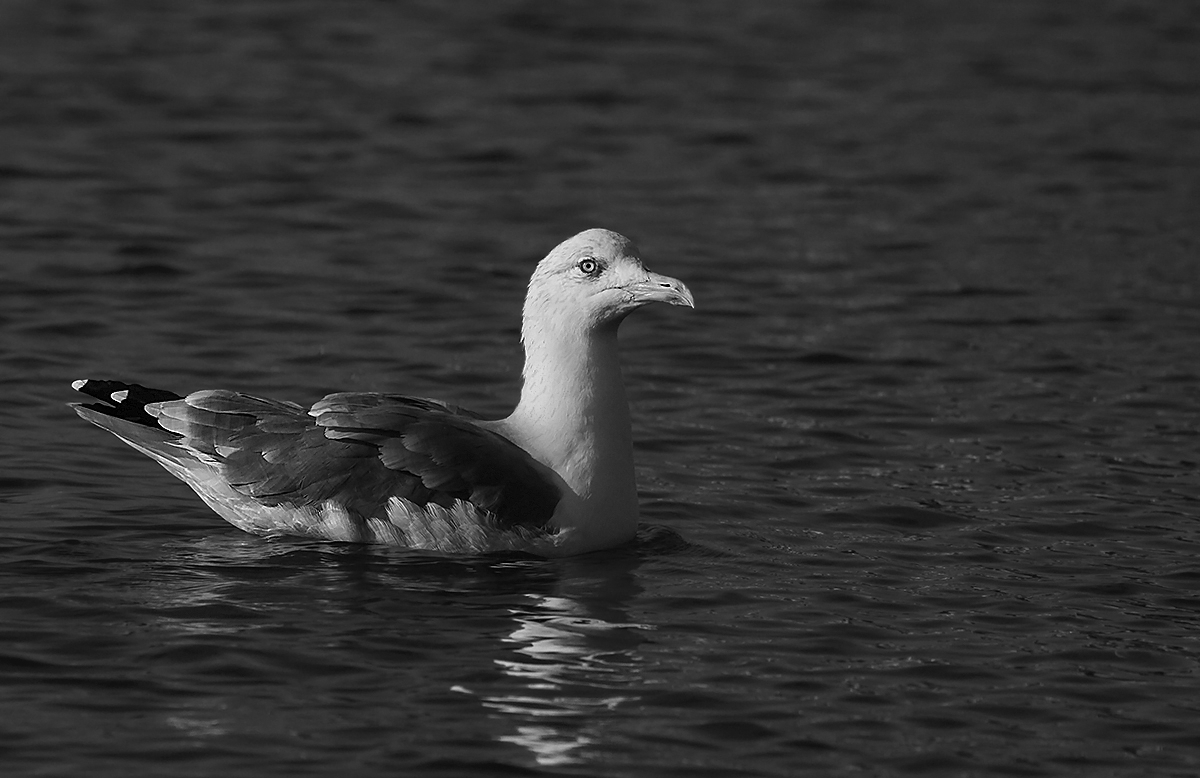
[149,390,561,531]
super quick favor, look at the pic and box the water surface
[3,2,1200,776]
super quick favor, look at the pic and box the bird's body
[72,229,693,557]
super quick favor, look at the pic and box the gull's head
[523,229,694,336]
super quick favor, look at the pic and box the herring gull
[71,229,694,557]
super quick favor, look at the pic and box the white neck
[500,318,639,550]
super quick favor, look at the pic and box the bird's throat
[503,322,639,544]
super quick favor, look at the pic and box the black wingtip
[71,378,183,427]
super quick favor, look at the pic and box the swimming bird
[71,229,694,557]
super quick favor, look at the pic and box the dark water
[4,2,1200,775]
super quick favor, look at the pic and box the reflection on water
[165,707,229,739]
[484,592,651,767]
[102,533,660,771]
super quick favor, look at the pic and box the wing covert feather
[314,393,561,529]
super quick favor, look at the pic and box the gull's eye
[577,257,601,277]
